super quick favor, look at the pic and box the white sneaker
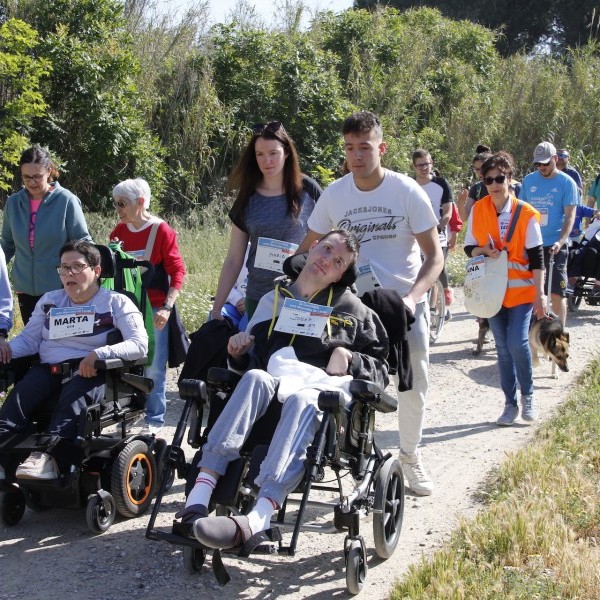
[16,452,59,480]
[399,450,433,496]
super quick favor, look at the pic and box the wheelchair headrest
[95,245,116,279]
[282,252,358,288]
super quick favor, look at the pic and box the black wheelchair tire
[345,539,367,595]
[0,486,26,526]
[183,546,207,574]
[111,440,156,518]
[85,493,116,533]
[373,457,404,559]
[568,294,582,312]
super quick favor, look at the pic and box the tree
[354,0,600,55]
[10,0,165,209]
[0,18,51,194]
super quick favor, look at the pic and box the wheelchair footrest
[237,526,282,558]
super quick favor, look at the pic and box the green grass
[390,361,600,600]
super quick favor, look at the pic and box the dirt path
[1,291,598,600]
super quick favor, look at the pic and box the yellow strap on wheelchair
[268,285,334,343]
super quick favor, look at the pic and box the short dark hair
[412,148,431,164]
[342,111,383,138]
[319,229,360,262]
[19,145,59,180]
[59,240,101,268]
[481,151,515,178]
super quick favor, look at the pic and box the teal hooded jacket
[1,182,92,296]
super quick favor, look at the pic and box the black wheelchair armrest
[349,379,398,413]
[94,358,153,393]
[207,367,242,388]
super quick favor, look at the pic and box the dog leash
[546,252,554,317]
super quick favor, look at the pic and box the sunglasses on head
[483,174,507,185]
[252,121,283,136]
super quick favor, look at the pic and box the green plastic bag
[101,241,155,364]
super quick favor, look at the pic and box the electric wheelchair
[146,367,403,595]
[0,245,167,533]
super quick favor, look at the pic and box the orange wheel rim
[126,453,153,505]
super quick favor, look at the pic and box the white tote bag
[463,251,508,318]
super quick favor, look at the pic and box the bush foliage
[2,3,600,211]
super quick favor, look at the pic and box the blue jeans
[488,303,534,406]
[144,308,169,426]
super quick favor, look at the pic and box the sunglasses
[252,121,283,135]
[534,161,551,167]
[483,174,507,185]
[113,200,129,209]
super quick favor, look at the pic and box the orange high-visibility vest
[471,195,540,308]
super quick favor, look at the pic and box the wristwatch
[162,303,174,312]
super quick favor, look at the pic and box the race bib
[355,262,382,296]
[274,298,333,338]
[49,306,95,339]
[465,255,486,282]
[126,249,145,259]
[254,238,299,273]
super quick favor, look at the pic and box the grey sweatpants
[199,369,323,506]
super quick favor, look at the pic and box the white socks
[185,471,217,508]
[247,496,278,534]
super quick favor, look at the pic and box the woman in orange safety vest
[464,152,546,427]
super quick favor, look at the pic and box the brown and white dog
[529,313,570,376]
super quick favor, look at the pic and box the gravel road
[1,290,598,600]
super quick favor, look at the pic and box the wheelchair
[567,236,600,312]
[146,367,403,595]
[0,245,168,533]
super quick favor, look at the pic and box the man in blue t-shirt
[519,141,577,325]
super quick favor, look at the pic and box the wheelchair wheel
[86,492,116,533]
[183,546,207,574]
[428,280,446,343]
[568,293,582,312]
[111,440,156,518]
[345,539,367,595]
[373,457,404,559]
[0,486,26,526]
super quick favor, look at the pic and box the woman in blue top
[1,146,91,324]
[211,122,321,320]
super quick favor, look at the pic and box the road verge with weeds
[391,360,600,599]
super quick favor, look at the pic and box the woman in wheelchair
[0,240,148,481]
[177,230,389,550]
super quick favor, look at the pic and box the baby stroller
[0,245,168,533]
[146,369,402,594]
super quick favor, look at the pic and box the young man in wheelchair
[0,240,148,481]
[178,230,389,551]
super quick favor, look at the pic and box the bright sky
[160,0,354,27]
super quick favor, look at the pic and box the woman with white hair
[110,178,186,434]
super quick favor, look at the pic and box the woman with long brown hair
[211,122,321,320]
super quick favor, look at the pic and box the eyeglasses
[252,121,283,136]
[56,263,91,276]
[415,162,432,169]
[22,174,47,183]
[113,200,129,209]
[483,174,507,185]
[534,161,551,167]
